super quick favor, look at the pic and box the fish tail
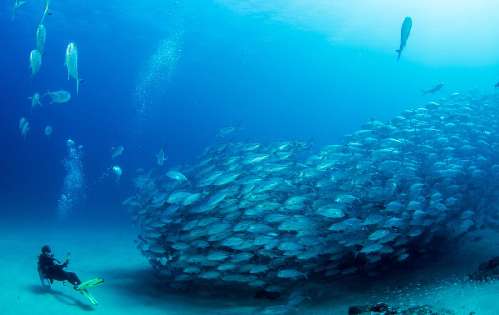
[40,0,49,24]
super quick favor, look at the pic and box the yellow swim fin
[77,277,104,290]
[80,289,98,305]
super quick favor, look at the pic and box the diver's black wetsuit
[38,253,81,286]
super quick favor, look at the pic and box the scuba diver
[37,245,81,288]
[37,245,104,305]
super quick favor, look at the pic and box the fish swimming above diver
[156,148,167,166]
[36,24,46,54]
[423,83,444,94]
[44,90,71,104]
[40,0,51,24]
[19,117,30,139]
[28,92,43,108]
[217,125,242,139]
[111,146,125,159]
[44,125,53,136]
[396,16,413,61]
[112,165,123,182]
[65,42,80,95]
[30,50,42,76]
[12,0,27,20]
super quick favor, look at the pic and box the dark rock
[469,256,499,281]
[348,305,370,315]
[400,305,455,315]
[255,290,281,300]
[347,303,455,315]
[348,302,396,315]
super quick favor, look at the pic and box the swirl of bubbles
[134,29,184,119]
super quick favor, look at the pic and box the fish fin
[395,49,401,61]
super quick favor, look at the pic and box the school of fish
[124,92,499,294]
[16,0,80,140]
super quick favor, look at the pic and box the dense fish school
[124,92,499,295]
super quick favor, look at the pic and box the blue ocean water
[1,1,499,313]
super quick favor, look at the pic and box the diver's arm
[58,253,71,268]
[55,259,69,268]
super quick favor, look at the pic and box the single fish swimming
[28,92,43,108]
[30,50,42,76]
[44,90,71,104]
[19,117,30,139]
[12,0,27,20]
[36,24,46,54]
[44,125,53,136]
[423,83,444,95]
[111,146,125,159]
[112,165,123,181]
[495,81,499,88]
[40,0,50,25]
[396,17,413,61]
[217,125,242,138]
[65,42,80,95]
[166,170,188,182]
[156,149,167,166]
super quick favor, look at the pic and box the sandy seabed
[1,216,499,315]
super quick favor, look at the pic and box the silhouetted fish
[396,17,413,61]
[423,83,444,94]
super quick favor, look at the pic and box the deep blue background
[0,1,497,222]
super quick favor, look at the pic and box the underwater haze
[1,0,499,314]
